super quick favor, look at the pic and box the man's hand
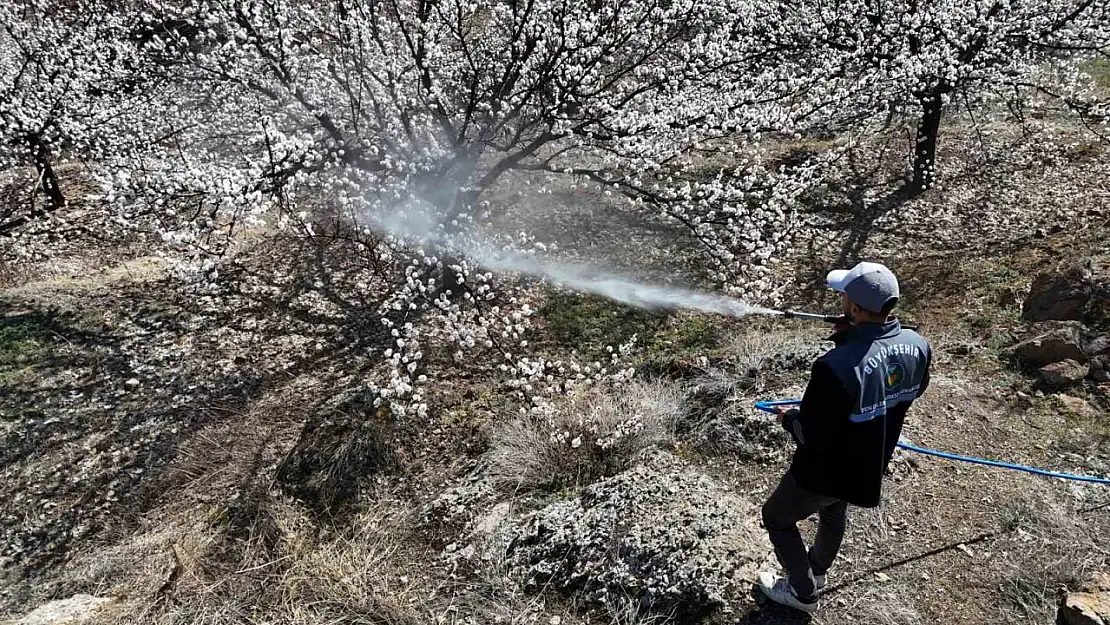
[775,406,804,444]
[773,405,792,423]
[831,315,852,333]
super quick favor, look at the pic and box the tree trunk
[0,135,66,236]
[912,94,943,192]
[28,133,66,212]
[410,174,471,300]
[423,158,486,300]
[436,188,476,299]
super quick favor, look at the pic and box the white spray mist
[361,197,779,318]
[469,247,778,317]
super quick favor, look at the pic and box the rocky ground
[2,126,1110,625]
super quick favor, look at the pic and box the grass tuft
[487,379,685,493]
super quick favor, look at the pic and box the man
[757,261,932,613]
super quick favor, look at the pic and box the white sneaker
[757,571,818,614]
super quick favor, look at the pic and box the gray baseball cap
[826,261,900,313]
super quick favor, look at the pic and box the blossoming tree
[736,0,1110,191]
[0,1,154,238]
[87,0,822,415]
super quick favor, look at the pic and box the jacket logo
[885,364,904,390]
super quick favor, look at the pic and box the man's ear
[847,300,861,321]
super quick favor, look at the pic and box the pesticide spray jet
[362,200,780,318]
[485,250,778,317]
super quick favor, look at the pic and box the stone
[16,595,116,625]
[945,342,976,356]
[1059,573,1110,625]
[1023,261,1095,323]
[1090,335,1110,357]
[507,450,771,619]
[1007,321,1088,367]
[1022,260,1110,329]
[1040,360,1090,387]
[1061,594,1109,625]
[1055,395,1101,419]
[474,501,512,538]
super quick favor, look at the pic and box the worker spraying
[756,261,933,614]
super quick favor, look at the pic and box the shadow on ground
[0,228,412,594]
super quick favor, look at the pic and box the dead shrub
[487,379,684,492]
[996,495,1109,622]
[719,324,827,394]
[276,406,397,517]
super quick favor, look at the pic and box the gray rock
[16,595,116,625]
[1007,321,1088,367]
[507,450,771,619]
[1039,359,1089,388]
[474,501,513,538]
[1089,335,1110,357]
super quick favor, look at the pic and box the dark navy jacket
[782,320,932,507]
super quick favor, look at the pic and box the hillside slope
[2,128,1110,625]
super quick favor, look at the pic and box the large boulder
[1039,360,1090,388]
[507,450,771,621]
[1023,260,1110,329]
[1059,572,1110,625]
[1024,261,1095,323]
[1006,321,1088,367]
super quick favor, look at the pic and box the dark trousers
[761,470,849,599]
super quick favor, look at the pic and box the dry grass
[62,481,609,625]
[89,500,433,625]
[845,484,904,550]
[723,324,817,382]
[274,505,428,625]
[0,261,19,289]
[487,379,685,492]
[597,597,676,625]
[440,557,583,625]
[90,498,592,625]
[47,377,420,624]
[843,587,923,625]
[996,494,1110,623]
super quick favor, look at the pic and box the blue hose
[754,399,1110,485]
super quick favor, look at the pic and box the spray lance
[778,310,841,324]
[772,309,921,331]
